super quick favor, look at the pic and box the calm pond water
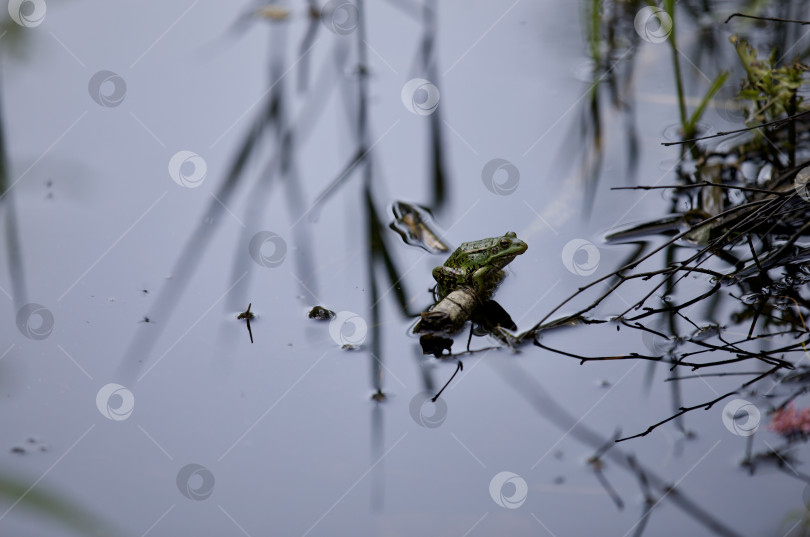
[2,1,809,535]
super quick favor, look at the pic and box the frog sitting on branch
[417,231,527,355]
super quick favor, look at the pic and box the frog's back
[443,245,464,265]
[451,239,494,265]
[443,242,475,267]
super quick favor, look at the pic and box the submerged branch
[616,366,780,442]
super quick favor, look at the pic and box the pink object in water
[768,403,810,436]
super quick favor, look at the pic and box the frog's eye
[499,239,510,248]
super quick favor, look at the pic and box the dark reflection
[495,359,744,537]
[118,10,351,383]
[0,77,27,310]
[557,0,642,215]
[370,401,384,512]
[296,1,321,93]
[418,0,449,212]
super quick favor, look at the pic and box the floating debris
[255,5,290,21]
[389,201,449,254]
[11,437,48,454]
[308,306,335,320]
[237,303,255,344]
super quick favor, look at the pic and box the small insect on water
[237,303,255,344]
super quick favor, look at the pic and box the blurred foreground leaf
[0,472,113,535]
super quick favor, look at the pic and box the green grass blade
[685,71,731,134]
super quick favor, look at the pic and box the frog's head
[485,231,528,269]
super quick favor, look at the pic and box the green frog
[432,231,528,300]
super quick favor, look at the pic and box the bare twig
[660,110,810,146]
[725,13,810,25]
[616,366,780,442]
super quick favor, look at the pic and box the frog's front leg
[471,266,494,291]
[471,267,504,294]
